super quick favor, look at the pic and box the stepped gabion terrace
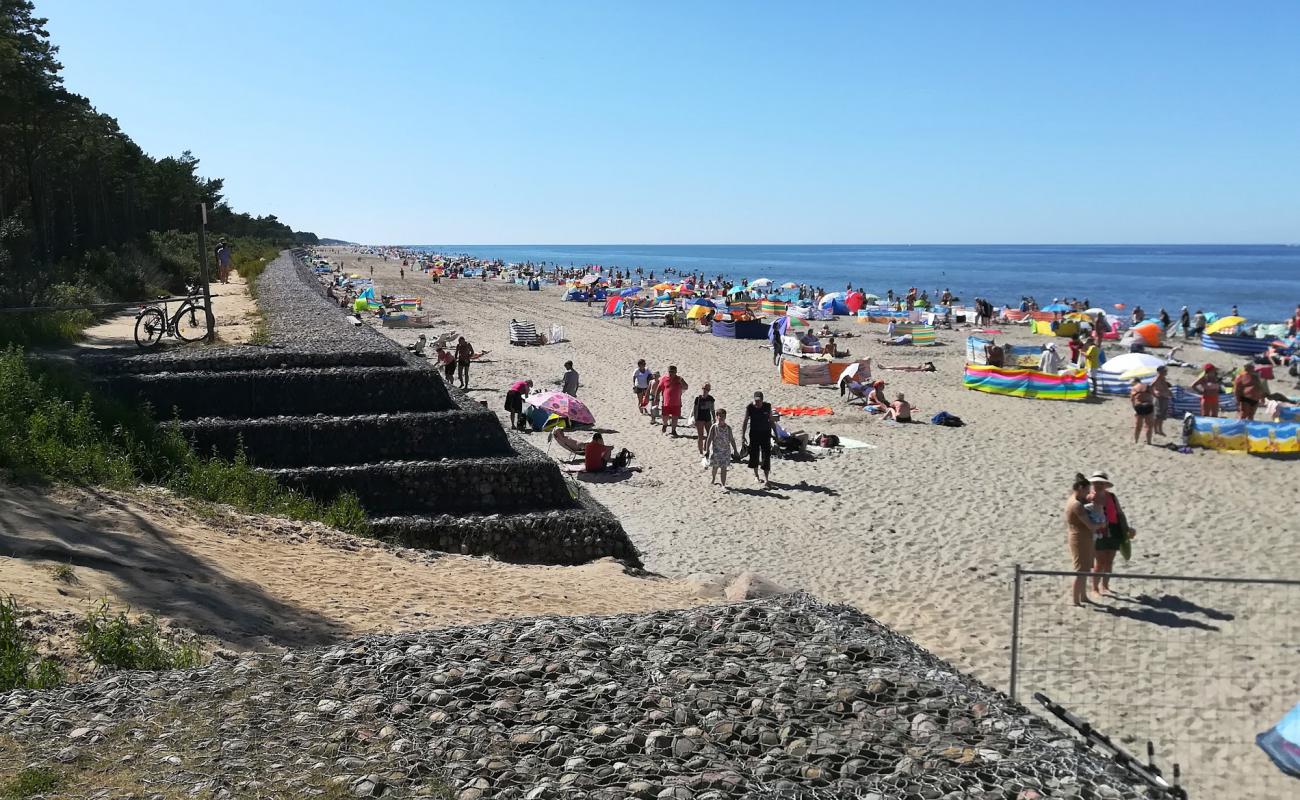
[0,596,1155,799]
[77,250,638,566]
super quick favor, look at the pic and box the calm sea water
[410,245,1300,322]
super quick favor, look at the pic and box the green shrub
[0,596,63,692]
[78,601,202,671]
[0,767,62,799]
[0,346,370,536]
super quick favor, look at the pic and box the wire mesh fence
[1009,567,1300,799]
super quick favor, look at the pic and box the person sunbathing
[879,362,936,372]
[772,420,810,454]
[878,334,913,345]
[882,393,917,422]
[863,380,890,412]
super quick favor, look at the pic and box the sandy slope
[346,249,1298,797]
[0,483,705,662]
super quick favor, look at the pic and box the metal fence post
[1009,563,1022,701]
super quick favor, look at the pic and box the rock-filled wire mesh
[0,595,1158,799]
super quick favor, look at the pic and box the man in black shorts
[742,390,774,486]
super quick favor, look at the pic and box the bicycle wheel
[134,308,167,348]
[174,302,209,343]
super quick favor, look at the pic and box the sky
[40,1,1300,244]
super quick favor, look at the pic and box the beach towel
[808,436,876,455]
[774,406,834,417]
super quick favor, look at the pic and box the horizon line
[377,242,1298,248]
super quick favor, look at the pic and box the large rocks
[0,596,1153,799]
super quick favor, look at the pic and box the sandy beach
[336,248,1298,796]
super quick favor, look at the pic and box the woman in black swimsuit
[1130,378,1155,445]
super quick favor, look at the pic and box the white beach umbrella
[1097,352,1165,375]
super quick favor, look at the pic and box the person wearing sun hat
[1191,363,1222,417]
[1087,471,1134,597]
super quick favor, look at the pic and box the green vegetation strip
[0,345,368,534]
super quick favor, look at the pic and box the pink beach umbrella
[525,391,596,425]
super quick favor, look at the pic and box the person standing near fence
[1065,473,1096,606]
[1088,472,1132,597]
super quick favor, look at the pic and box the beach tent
[964,364,1091,401]
[781,360,833,386]
[1129,320,1164,347]
[711,319,769,339]
[685,304,712,321]
[603,297,625,316]
[845,291,865,314]
[818,293,850,315]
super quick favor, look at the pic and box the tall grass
[79,601,202,671]
[0,596,63,692]
[0,345,369,535]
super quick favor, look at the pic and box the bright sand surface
[77,269,259,349]
[335,249,1299,797]
[0,482,704,657]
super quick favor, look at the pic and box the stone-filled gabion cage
[0,596,1159,799]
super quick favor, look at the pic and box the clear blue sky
[42,1,1300,244]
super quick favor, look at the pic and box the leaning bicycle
[133,285,209,348]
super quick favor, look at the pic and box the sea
[408,245,1300,322]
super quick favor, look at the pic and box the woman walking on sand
[704,408,741,488]
[1064,473,1096,607]
[693,383,716,454]
[1130,378,1155,445]
[1088,472,1133,597]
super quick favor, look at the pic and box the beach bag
[931,411,965,427]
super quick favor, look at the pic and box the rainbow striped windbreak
[963,364,1090,401]
[759,299,788,315]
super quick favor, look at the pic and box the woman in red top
[658,365,688,437]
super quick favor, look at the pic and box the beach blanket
[963,364,1090,401]
[808,436,875,455]
[774,406,833,417]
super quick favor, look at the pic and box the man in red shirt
[584,432,612,473]
[657,365,688,437]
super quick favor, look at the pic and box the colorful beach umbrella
[1205,315,1246,335]
[525,391,595,425]
[749,278,773,288]
[1042,303,1071,312]
[620,287,642,297]
[580,273,602,285]
[727,285,748,295]
[690,298,716,307]
[653,282,674,291]
[781,281,798,289]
